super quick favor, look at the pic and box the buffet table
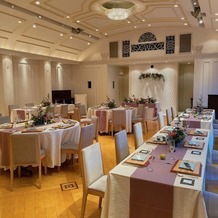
[0,120,80,168]
[101,127,210,218]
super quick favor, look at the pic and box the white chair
[136,103,145,118]
[114,130,130,164]
[133,122,144,149]
[8,104,19,118]
[110,109,126,136]
[60,104,69,118]
[166,108,172,126]
[212,150,218,164]
[59,124,94,171]
[91,115,99,142]
[158,111,165,130]
[73,108,91,125]
[80,142,107,218]
[10,133,47,190]
[79,104,88,119]
[203,190,218,218]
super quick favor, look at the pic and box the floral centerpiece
[41,94,51,107]
[146,96,157,103]
[30,95,53,125]
[139,72,165,81]
[167,127,187,146]
[106,96,117,109]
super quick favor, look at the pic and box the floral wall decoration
[138,72,165,81]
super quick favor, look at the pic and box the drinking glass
[147,156,154,172]
[168,140,175,160]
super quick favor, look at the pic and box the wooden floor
[0,121,217,218]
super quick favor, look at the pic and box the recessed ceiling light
[96,29,99,31]
[66,16,70,19]
[174,4,178,8]
[70,36,73,39]
[134,26,137,28]
[181,17,184,20]
[216,29,218,32]
[88,35,92,38]
[215,18,218,22]
[76,20,80,23]
[87,42,90,45]
[18,20,22,24]
[32,24,37,28]
[38,15,42,19]
[148,24,151,27]
[142,19,145,22]
[184,23,188,26]
[60,33,63,36]
[215,13,218,16]
[104,33,108,36]
[127,21,130,24]
[11,5,14,9]
[35,1,40,5]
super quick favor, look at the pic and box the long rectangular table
[101,127,210,218]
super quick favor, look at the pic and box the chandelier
[101,1,135,21]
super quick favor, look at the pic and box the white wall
[129,63,178,113]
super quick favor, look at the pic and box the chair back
[10,133,41,165]
[133,122,144,149]
[79,105,87,117]
[81,142,104,190]
[112,109,126,129]
[0,116,10,124]
[158,111,165,130]
[79,124,94,150]
[137,104,144,117]
[96,110,107,132]
[8,104,19,117]
[166,108,172,125]
[91,116,99,142]
[73,107,81,122]
[61,104,68,118]
[114,130,130,164]
[171,106,175,120]
[147,108,155,121]
[203,191,218,218]
[16,109,26,120]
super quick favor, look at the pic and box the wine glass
[185,120,190,129]
[168,140,175,160]
[147,156,154,172]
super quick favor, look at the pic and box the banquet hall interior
[0,0,218,217]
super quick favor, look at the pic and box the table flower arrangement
[41,94,51,107]
[167,127,187,146]
[196,96,203,114]
[106,96,117,109]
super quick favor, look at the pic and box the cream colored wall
[129,63,178,113]
[193,58,218,108]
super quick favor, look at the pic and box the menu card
[187,129,208,137]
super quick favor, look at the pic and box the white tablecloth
[0,120,80,168]
[101,128,210,218]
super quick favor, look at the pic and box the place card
[180,178,195,186]
[21,127,44,133]
[191,150,201,155]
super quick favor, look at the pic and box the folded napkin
[179,161,196,171]
[131,153,148,162]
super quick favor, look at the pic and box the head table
[101,118,214,218]
[0,119,80,168]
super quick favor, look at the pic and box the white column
[2,55,15,115]
[43,61,52,98]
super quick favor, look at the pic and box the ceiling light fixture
[101,1,135,21]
